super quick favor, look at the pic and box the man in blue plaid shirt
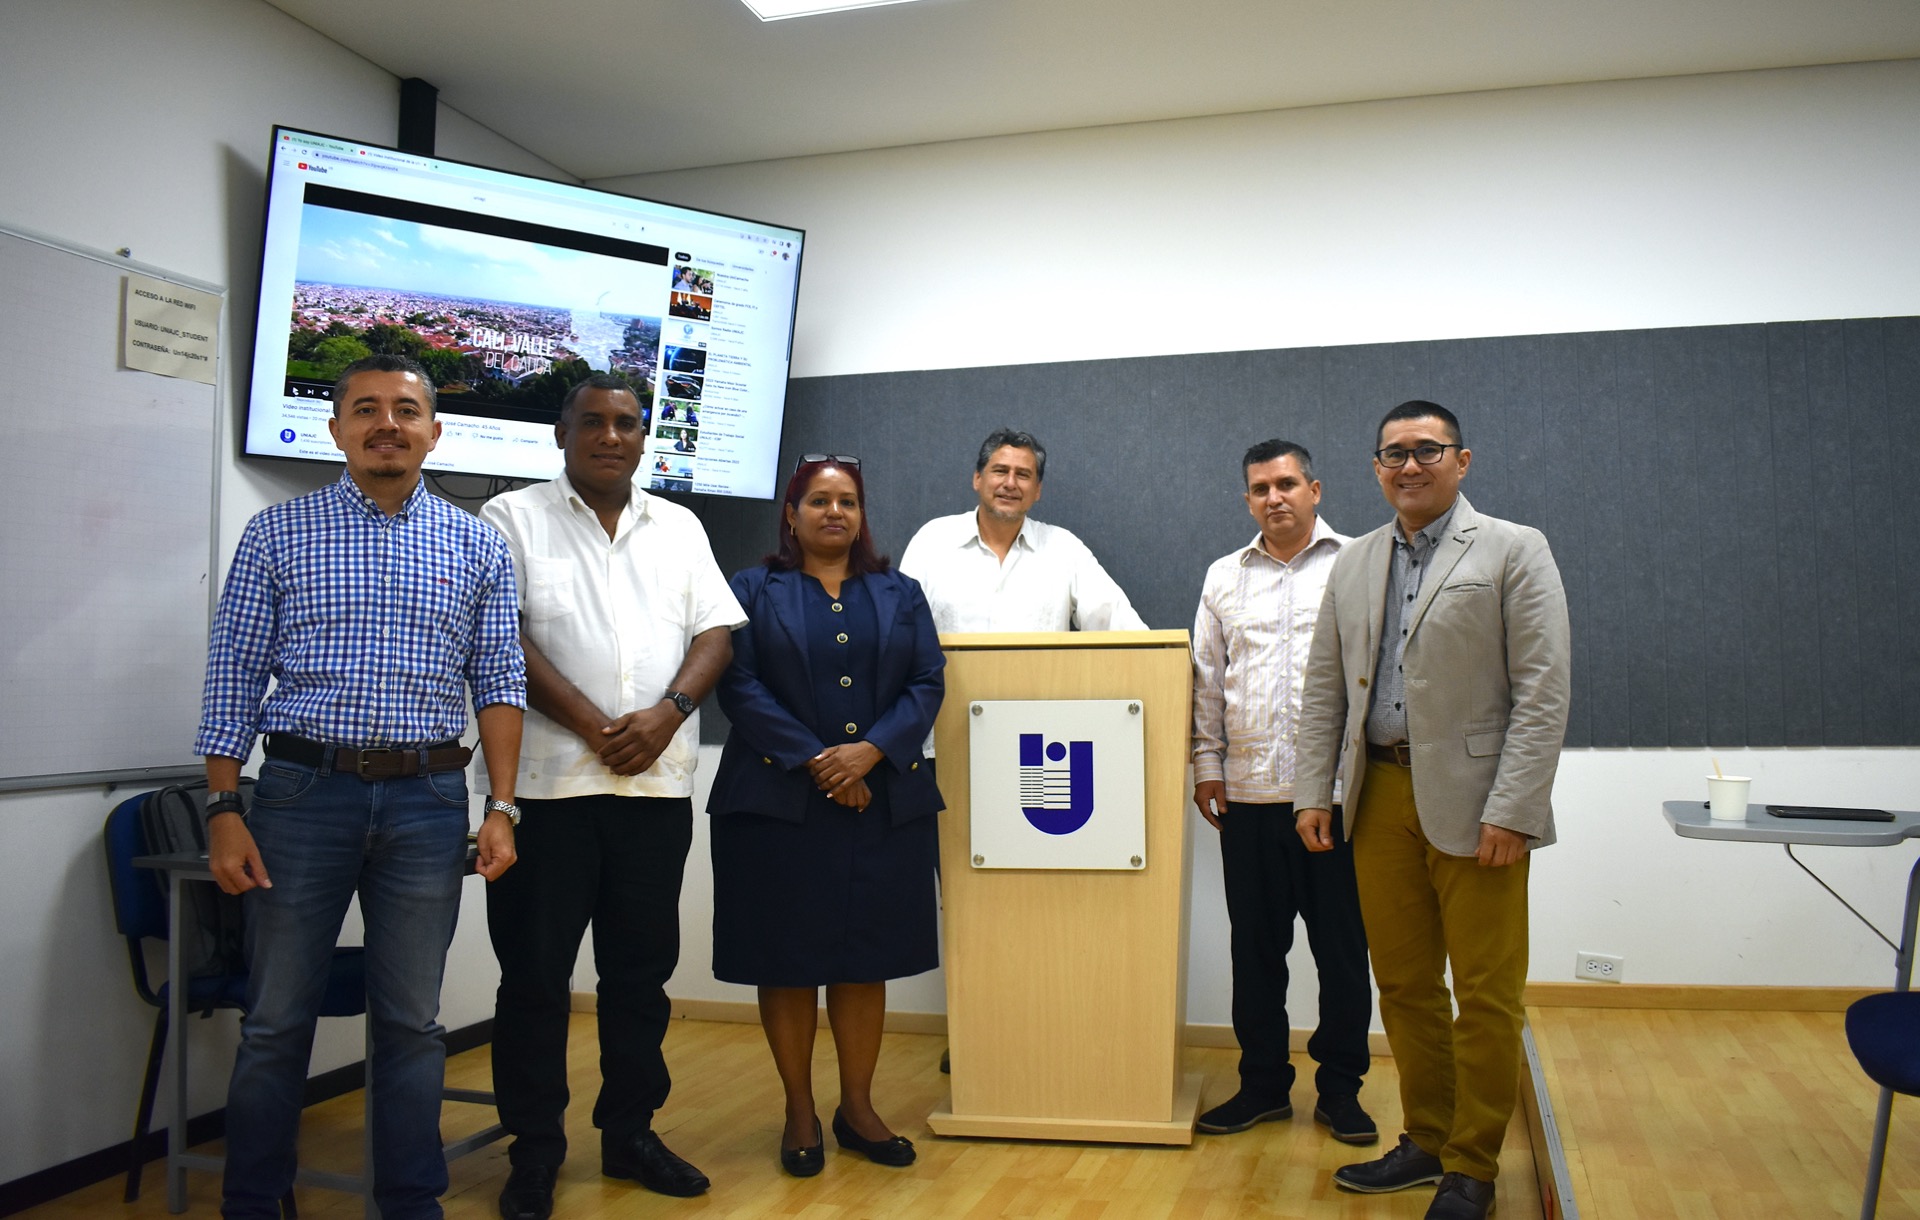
[195,354,527,1220]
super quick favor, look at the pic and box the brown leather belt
[1366,742,1414,767]
[264,733,471,780]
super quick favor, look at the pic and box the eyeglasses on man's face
[1373,442,1461,469]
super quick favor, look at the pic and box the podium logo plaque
[967,699,1146,870]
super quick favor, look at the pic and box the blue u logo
[1018,733,1094,835]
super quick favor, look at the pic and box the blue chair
[1844,990,1920,1219]
[102,791,365,1207]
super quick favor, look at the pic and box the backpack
[138,779,252,1002]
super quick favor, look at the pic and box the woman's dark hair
[766,459,890,575]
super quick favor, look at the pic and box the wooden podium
[926,630,1201,1145]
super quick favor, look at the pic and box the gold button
[762,756,772,765]
[1358,677,1369,688]
[831,602,843,612]
[844,722,858,735]
[836,632,848,644]
[839,676,852,687]
[910,762,919,771]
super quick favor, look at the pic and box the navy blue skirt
[710,783,939,988]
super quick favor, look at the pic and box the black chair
[1844,990,1920,1219]
[102,791,365,1206]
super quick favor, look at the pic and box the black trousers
[487,794,693,1167]
[1219,801,1372,1101]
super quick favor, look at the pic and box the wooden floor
[23,1015,1543,1220]
[1527,1005,1919,1219]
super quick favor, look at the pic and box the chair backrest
[103,792,166,942]
[103,791,167,1008]
[1845,991,1920,1096]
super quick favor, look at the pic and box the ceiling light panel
[741,0,929,20]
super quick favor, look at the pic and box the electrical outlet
[1576,951,1624,983]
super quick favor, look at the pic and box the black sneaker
[1313,1094,1379,1145]
[1195,1091,1292,1134]
[1332,1133,1443,1193]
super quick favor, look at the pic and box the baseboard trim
[652,995,949,1035]
[1522,983,1875,1011]
[634,995,1397,1054]
[616,983,1876,1048]
[1183,1022,1395,1056]
[0,1018,494,1218]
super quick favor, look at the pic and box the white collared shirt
[1191,517,1347,804]
[897,510,1148,634]
[479,473,746,800]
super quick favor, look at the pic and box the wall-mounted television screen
[245,126,803,499]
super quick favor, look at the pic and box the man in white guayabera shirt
[1189,438,1374,1149]
[480,374,746,1219]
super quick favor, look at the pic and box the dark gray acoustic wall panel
[687,317,1920,748]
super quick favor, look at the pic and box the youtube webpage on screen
[246,127,803,500]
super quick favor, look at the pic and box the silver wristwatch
[485,797,521,826]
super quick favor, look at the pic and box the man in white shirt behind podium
[899,428,1147,634]
[898,426,1146,1076]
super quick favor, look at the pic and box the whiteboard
[0,225,221,790]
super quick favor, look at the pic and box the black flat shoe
[831,1108,916,1167]
[781,1115,824,1178]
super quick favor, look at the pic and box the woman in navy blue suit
[708,455,945,1177]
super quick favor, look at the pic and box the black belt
[264,733,471,780]
[1367,742,1414,767]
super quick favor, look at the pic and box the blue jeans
[222,758,469,1220]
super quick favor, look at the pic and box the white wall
[596,60,1920,380]
[0,0,570,1185]
[591,62,1920,1027]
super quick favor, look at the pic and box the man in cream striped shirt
[1190,439,1375,1145]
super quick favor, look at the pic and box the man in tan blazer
[1294,400,1570,1220]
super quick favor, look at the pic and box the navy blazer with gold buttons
[708,564,945,827]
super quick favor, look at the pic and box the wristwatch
[206,790,246,820]
[485,797,521,826]
[664,689,697,718]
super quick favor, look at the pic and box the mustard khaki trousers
[1351,758,1529,1182]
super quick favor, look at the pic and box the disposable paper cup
[1706,776,1751,822]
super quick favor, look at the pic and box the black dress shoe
[1332,1133,1444,1193]
[781,1115,825,1178]
[1425,1172,1496,1219]
[603,1130,710,1197]
[831,1108,917,1166]
[498,1163,557,1220]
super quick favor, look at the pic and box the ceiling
[265,0,1920,181]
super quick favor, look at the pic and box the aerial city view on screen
[285,204,665,424]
